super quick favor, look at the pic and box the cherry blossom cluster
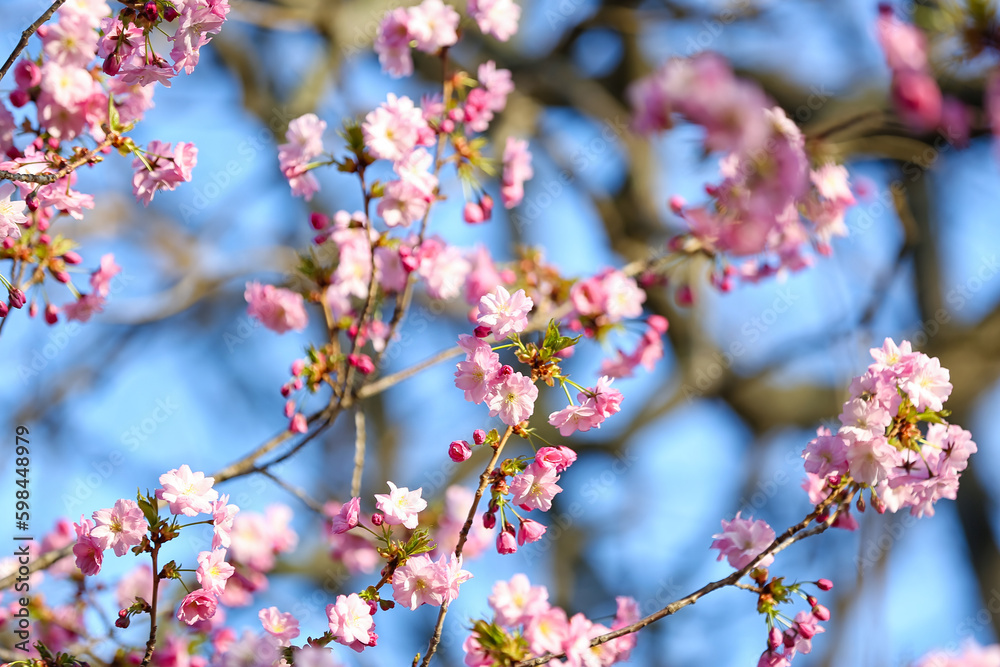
[630,52,857,294]
[463,573,639,666]
[0,0,230,329]
[912,642,1000,667]
[802,338,973,520]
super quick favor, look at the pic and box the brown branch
[513,488,852,667]
[419,425,515,667]
[351,408,366,497]
[0,0,67,83]
[0,136,113,185]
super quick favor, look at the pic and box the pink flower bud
[163,5,179,21]
[812,604,830,622]
[36,217,49,232]
[796,621,816,640]
[348,353,375,375]
[648,314,669,334]
[284,400,295,418]
[289,413,308,433]
[482,512,496,529]
[473,429,486,445]
[14,59,40,89]
[9,89,28,108]
[62,251,83,265]
[115,615,130,629]
[28,301,37,317]
[291,359,305,376]
[463,201,486,224]
[367,599,378,615]
[517,519,546,546]
[309,212,329,230]
[480,194,494,218]
[496,529,517,555]
[499,364,513,379]
[0,301,8,317]
[8,288,26,309]
[676,284,694,307]
[806,595,817,607]
[816,579,833,591]
[2,237,13,249]
[44,303,58,324]
[669,195,685,214]
[292,377,304,391]
[782,630,796,648]
[103,52,122,76]
[448,439,472,462]
[53,270,70,283]
[25,193,39,212]
[280,383,292,398]
[144,1,158,21]
[473,325,491,338]
[767,627,782,650]
[371,512,384,526]
[38,233,50,245]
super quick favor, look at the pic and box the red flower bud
[816,578,833,591]
[473,325,491,338]
[371,512,384,526]
[473,429,486,445]
[44,303,58,324]
[8,288,26,309]
[448,439,472,462]
[9,89,29,108]
[482,512,496,529]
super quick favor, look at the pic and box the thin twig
[256,469,325,514]
[352,408,366,497]
[0,137,113,185]
[420,425,515,667]
[512,487,852,667]
[139,543,161,667]
[0,0,67,84]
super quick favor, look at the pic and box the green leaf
[136,489,159,527]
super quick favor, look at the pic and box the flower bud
[463,201,485,224]
[103,52,122,76]
[767,627,782,650]
[115,615,130,629]
[812,604,830,622]
[480,194,494,218]
[499,365,513,379]
[53,270,70,283]
[675,284,694,307]
[348,353,375,375]
[38,233,50,245]
[371,512,384,526]
[9,89,29,108]
[496,529,517,554]
[2,237,13,249]
[44,303,58,324]
[473,325,491,338]
[816,578,833,591]
[8,288,26,309]
[291,359,305,376]
[163,5,179,21]
[797,621,817,640]
[28,301,37,317]
[289,413,307,433]
[448,439,472,462]
[0,301,8,317]
[144,2,158,21]
[310,212,329,230]
[482,512,496,529]
[472,429,486,445]
[517,519,546,546]
[669,195,685,214]
[62,251,83,264]
[25,192,39,212]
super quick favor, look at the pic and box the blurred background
[3,0,1000,665]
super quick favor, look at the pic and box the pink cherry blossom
[326,593,375,652]
[454,333,502,404]
[156,464,219,517]
[375,8,413,78]
[534,446,577,472]
[374,481,427,529]
[407,0,459,53]
[62,293,106,323]
[710,513,775,569]
[244,281,309,334]
[548,402,600,437]
[177,589,218,625]
[329,497,361,534]
[391,553,471,610]
[131,141,197,206]
[610,596,641,661]
[278,113,326,201]
[195,548,235,595]
[363,94,430,163]
[477,286,533,338]
[509,462,562,512]
[801,427,849,479]
[501,137,533,208]
[0,183,28,239]
[517,519,546,546]
[469,0,520,42]
[89,254,121,297]
[486,371,538,426]
[211,494,239,550]
[900,354,952,412]
[488,573,549,627]
[72,516,103,576]
[259,607,300,646]
[525,605,569,656]
[90,499,147,556]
